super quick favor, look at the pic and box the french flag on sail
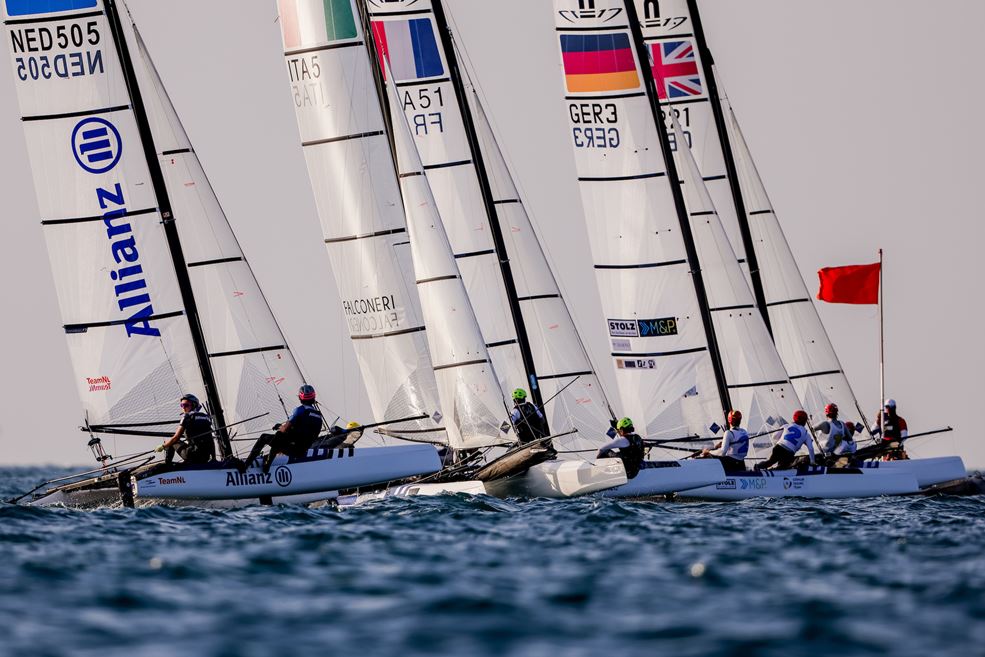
[5,0,96,16]
[371,18,444,82]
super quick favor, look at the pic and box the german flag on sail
[279,0,357,49]
[560,33,640,93]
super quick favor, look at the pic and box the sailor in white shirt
[814,402,857,464]
[755,410,815,470]
[700,410,748,473]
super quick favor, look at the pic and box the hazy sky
[1,0,982,467]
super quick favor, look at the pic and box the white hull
[680,467,920,500]
[602,460,726,498]
[28,486,340,509]
[134,445,441,500]
[337,481,488,507]
[484,459,627,499]
[857,456,966,488]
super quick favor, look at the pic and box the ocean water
[1,467,983,657]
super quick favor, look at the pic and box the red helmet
[298,384,316,401]
[824,403,838,417]
[727,410,742,426]
[792,410,808,425]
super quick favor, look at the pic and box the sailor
[596,417,646,479]
[510,388,549,445]
[755,410,815,470]
[814,403,857,463]
[238,384,324,473]
[155,394,215,466]
[700,410,749,473]
[872,399,908,444]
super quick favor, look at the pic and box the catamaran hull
[483,459,627,499]
[134,445,441,500]
[857,456,966,488]
[679,468,920,501]
[602,460,726,498]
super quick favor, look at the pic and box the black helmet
[299,384,316,402]
[180,393,200,409]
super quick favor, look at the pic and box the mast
[428,0,546,416]
[104,0,231,457]
[684,0,771,337]
[623,0,731,417]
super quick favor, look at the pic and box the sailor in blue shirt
[155,394,215,466]
[238,384,324,473]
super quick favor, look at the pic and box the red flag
[816,262,881,304]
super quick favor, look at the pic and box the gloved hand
[155,443,166,453]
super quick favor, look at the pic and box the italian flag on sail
[279,0,357,49]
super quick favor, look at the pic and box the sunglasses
[180,401,193,408]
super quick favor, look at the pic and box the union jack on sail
[651,39,704,100]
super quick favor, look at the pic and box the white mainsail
[3,0,309,455]
[670,116,796,437]
[276,0,444,437]
[365,0,528,399]
[384,58,509,450]
[553,0,728,439]
[723,101,864,426]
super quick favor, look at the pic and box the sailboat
[548,0,939,499]
[631,0,966,492]
[3,0,440,507]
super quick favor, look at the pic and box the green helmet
[512,388,527,401]
[616,417,634,431]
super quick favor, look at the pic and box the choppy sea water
[1,467,983,657]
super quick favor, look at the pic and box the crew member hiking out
[700,410,749,473]
[597,417,645,479]
[814,403,857,465]
[237,385,324,473]
[510,388,548,445]
[155,394,215,466]
[756,410,815,470]
[871,399,909,460]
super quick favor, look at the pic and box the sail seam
[371,9,431,17]
[324,227,406,244]
[749,210,773,216]
[423,159,472,171]
[555,25,630,32]
[398,171,423,179]
[433,359,489,372]
[710,303,756,312]
[565,91,645,101]
[209,345,286,359]
[595,259,686,270]
[485,339,518,348]
[657,96,705,107]
[284,41,363,57]
[186,256,243,268]
[302,130,385,148]
[493,199,520,205]
[611,347,707,358]
[41,207,157,226]
[517,294,560,302]
[788,369,842,381]
[64,310,183,332]
[690,211,715,217]
[395,77,450,88]
[4,9,102,25]
[579,171,666,182]
[416,275,459,284]
[22,104,129,122]
[350,326,426,340]
[727,379,791,389]
[161,148,191,156]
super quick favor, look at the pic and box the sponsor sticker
[608,319,638,337]
[611,338,632,351]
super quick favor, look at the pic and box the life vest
[619,433,645,479]
[722,428,749,460]
[879,411,907,441]
[287,403,324,443]
[821,420,848,453]
[182,410,213,447]
[778,424,810,453]
[513,402,547,444]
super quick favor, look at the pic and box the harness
[287,404,324,443]
[619,433,645,479]
[514,402,547,443]
[778,424,809,453]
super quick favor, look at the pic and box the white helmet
[884,398,897,409]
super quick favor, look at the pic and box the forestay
[384,58,509,450]
[3,0,210,440]
[129,25,307,438]
[365,0,527,399]
[552,0,726,440]
[723,101,865,428]
[276,0,444,437]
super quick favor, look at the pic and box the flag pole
[879,248,885,410]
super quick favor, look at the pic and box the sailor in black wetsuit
[155,394,215,465]
[510,388,549,445]
[596,417,645,479]
[238,384,324,473]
